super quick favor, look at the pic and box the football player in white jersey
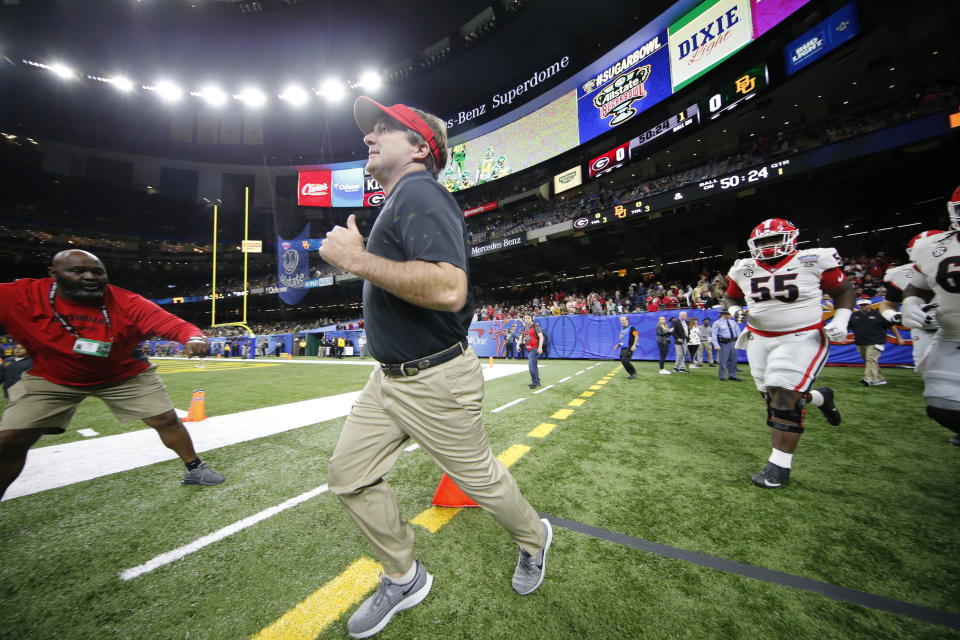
[724,218,855,488]
[879,230,943,368]
[901,186,960,447]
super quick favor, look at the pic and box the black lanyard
[49,282,113,340]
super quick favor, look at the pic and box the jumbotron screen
[444,90,579,193]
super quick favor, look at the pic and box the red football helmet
[906,229,945,262]
[747,218,799,261]
[947,185,960,231]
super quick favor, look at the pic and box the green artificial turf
[0,358,957,639]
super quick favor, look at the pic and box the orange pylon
[182,389,207,422]
[431,473,478,508]
[489,356,494,368]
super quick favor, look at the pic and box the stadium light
[318,79,345,102]
[153,80,183,102]
[358,71,381,92]
[108,75,134,92]
[197,85,227,106]
[236,87,266,108]
[279,84,309,107]
[48,63,75,79]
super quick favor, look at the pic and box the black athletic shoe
[815,386,841,426]
[627,374,637,379]
[751,462,790,489]
[529,383,542,389]
[950,435,960,447]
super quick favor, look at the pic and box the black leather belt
[380,340,469,377]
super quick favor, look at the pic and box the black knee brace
[926,406,960,434]
[766,395,806,433]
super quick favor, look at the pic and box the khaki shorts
[0,367,174,433]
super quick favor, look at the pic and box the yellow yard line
[251,557,381,640]
[580,391,595,397]
[527,423,558,438]
[550,408,575,420]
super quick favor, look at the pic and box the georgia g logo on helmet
[747,218,799,262]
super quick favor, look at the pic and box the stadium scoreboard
[573,156,804,230]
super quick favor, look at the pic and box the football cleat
[751,462,790,489]
[814,386,841,426]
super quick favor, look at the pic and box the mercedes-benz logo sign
[573,217,589,229]
[282,248,299,275]
[591,157,610,172]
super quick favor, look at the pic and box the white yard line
[558,376,572,383]
[574,370,585,375]
[532,385,554,394]
[119,484,330,580]
[77,429,99,437]
[491,398,526,413]
[403,443,420,453]
[4,364,529,501]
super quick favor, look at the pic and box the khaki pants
[328,347,544,575]
[857,344,885,384]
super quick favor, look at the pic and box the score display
[701,63,768,121]
[572,156,807,230]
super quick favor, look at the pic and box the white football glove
[901,297,939,330]
[824,307,851,342]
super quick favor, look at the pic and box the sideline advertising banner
[669,0,754,92]
[298,169,381,208]
[784,1,859,75]
[465,312,914,365]
[576,32,673,145]
[276,224,310,305]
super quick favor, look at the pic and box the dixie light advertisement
[576,32,673,145]
[784,1,859,75]
[669,0,755,92]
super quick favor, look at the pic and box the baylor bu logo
[593,65,651,126]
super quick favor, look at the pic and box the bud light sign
[784,1,858,75]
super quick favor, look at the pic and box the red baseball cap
[354,96,443,168]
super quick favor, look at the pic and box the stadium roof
[0,0,676,161]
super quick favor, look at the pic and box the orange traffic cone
[183,389,207,422]
[431,473,478,508]
[489,356,494,368]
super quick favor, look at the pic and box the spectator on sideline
[656,316,672,374]
[504,328,517,359]
[713,308,743,382]
[0,250,224,499]
[672,311,690,373]
[615,316,638,379]
[523,314,544,389]
[700,318,717,367]
[358,332,367,359]
[849,299,903,386]
[1,344,31,398]
[319,98,550,639]
[688,318,702,368]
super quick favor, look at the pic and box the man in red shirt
[523,314,544,389]
[0,250,225,499]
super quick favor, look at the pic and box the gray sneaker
[181,462,225,486]
[512,518,553,595]
[347,561,433,639]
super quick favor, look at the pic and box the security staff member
[713,309,743,381]
[616,316,638,379]
[319,97,551,639]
